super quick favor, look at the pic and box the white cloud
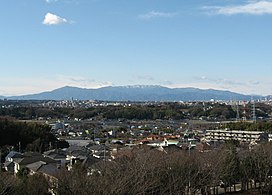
[45,0,58,3]
[0,75,112,96]
[196,76,245,86]
[45,0,80,4]
[160,76,272,95]
[204,1,272,15]
[56,75,112,88]
[139,11,177,20]
[43,12,68,25]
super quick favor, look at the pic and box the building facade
[205,129,268,143]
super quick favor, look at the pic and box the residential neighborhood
[1,99,272,194]
[2,0,272,194]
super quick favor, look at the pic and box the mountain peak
[59,86,82,90]
[6,85,263,101]
[119,85,163,89]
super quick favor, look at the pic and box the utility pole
[104,144,106,161]
[0,150,2,172]
[19,141,21,153]
[188,141,191,195]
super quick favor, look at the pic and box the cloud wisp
[45,0,80,4]
[43,12,68,25]
[137,75,154,81]
[203,1,272,15]
[139,11,177,20]
[196,76,246,87]
[189,75,268,95]
[45,0,58,3]
[56,75,112,88]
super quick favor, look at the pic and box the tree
[219,144,240,193]
[0,172,16,195]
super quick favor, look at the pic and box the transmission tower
[236,101,240,121]
[252,99,256,123]
[242,101,247,121]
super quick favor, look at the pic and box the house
[147,138,168,147]
[3,161,15,172]
[166,139,179,145]
[86,144,107,154]
[5,151,23,162]
[13,152,58,175]
[26,161,47,175]
[3,151,23,173]
[65,146,90,170]
[146,134,160,141]
[44,149,68,166]
[111,139,125,145]
[4,151,60,192]
[26,161,60,195]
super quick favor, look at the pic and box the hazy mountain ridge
[2,86,264,101]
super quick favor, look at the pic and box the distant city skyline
[1,0,272,96]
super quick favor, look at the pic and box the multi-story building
[205,129,268,143]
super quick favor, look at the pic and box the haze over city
[1,0,272,96]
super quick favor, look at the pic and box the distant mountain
[266,95,272,100]
[5,85,264,101]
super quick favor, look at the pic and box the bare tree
[0,172,16,195]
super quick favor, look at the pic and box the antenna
[18,141,21,153]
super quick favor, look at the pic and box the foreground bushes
[2,142,272,194]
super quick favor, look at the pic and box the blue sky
[1,0,272,96]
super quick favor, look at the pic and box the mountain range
[0,85,265,101]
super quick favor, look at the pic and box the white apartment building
[205,129,268,143]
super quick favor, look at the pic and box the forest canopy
[0,118,68,153]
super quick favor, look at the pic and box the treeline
[1,102,268,121]
[0,171,50,195]
[224,121,272,132]
[2,142,272,194]
[0,105,186,120]
[188,103,236,119]
[56,143,272,194]
[0,118,68,156]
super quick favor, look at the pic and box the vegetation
[53,142,272,195]
[1,102,270,121]
[0,118,68,156]
[0,101,272,194]
[224,121,272,132]
[0,171,50,195]
[2,142,272,194]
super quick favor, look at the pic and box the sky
[1,0,272,96]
